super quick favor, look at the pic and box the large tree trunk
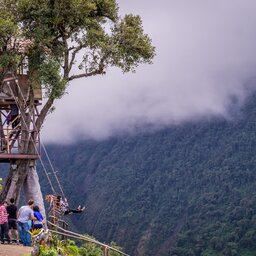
[0,160,46,220]
[0,160,29,204]
[23,164,46,219]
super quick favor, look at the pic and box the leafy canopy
[0,0,155,105]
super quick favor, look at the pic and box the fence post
[103,246,109,256]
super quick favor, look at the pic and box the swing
[45,194,85,224]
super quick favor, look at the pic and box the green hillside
[38,95,256,256]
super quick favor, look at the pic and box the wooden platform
[0,153,39,162]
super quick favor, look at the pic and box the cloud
[42,0,256,143]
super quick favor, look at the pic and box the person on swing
[56,195,85,215]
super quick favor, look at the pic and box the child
[32,205,44,229]
[0,201,11,244]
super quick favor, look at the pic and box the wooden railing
[47,221,130,256]
[0,118,39,155]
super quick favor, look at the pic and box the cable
[41,143,65,197]
[15,78,66,198]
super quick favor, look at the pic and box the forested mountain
[29,94,256,255]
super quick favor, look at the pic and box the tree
[0,0,155,215]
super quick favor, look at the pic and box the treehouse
[0,39,42,163]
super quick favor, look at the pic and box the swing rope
[15,77,65,197]
[40,143,65,198]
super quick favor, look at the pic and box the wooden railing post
[103,246,109,256]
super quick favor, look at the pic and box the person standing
[7,198,19,244]
[32,205,44,229]
[17,199,36,246]
[7,104,19,129]
[0,201,11,244]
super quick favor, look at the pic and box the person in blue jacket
[32,206,44,229]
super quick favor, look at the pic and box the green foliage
[38,58,67,99]
[40,247,58,256]
[109,241,124,256]
[16,0,154,76]
[111,14,155,72]
[36,235,123,256]
[67,245,80,256]
[0,0,155,129]
[0,0,18,41]
[0,1,21,77]
[78,242,102,256]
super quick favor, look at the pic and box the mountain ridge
[37,93,256,255]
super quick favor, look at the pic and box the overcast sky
[42,0,256,143]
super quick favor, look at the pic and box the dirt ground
[0,243,32,256]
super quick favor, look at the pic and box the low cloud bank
[42,0,256,143]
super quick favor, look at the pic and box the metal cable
[14,77,65,196]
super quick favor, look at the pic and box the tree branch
[68,64,107,81]
[68,51,108,81]
[68,43,87,74]
[61,31,70,80]
[35,97,54,132]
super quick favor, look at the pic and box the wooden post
[103,246,109,256]
[6,125,10,153]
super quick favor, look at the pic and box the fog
[42,0,256,143]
